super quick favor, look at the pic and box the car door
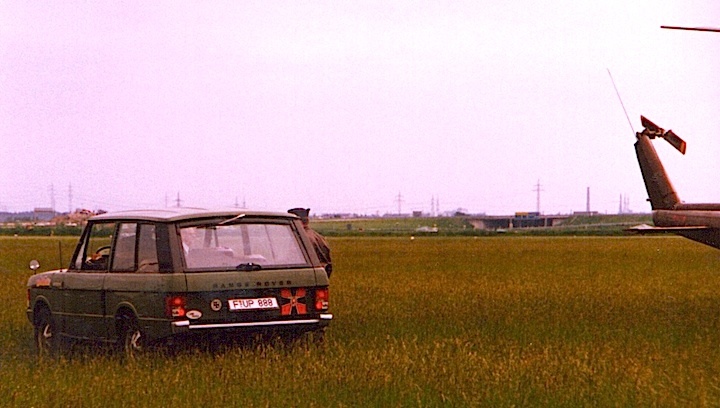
[61,221,115,340]
[103,223,179,342]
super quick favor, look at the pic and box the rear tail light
[165,295,187,318]
[315,288,329,311]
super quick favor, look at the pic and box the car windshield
[180,221,308,270]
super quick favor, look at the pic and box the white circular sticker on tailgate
[186,310,203,320]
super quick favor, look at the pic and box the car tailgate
[179,268,328,328]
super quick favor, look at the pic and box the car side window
[111,223,137,272]
[71,232,88,270]
[137,224,159,273]
[76,222,116,271]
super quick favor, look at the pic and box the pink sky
[1,1,719,215]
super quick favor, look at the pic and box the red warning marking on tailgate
[280,288,307,315]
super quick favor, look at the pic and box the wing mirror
[29,260,40,271]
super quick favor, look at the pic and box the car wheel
[34,308,57,358]
[120,317,144,360]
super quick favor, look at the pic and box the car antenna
[607,68,635,135]
[219,213,246,225]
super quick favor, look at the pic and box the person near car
[288,208,332,278]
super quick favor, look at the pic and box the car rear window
[180,222,308,270]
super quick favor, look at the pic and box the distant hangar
[468,212,569,230]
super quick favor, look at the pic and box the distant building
[467,213,568,230]
[514,211,540,219]
[33,208,56,221]
[572,211,599,217]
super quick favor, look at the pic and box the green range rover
[26,208,332,356]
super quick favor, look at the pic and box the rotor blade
[640,115,664,137]
[661,25,720,33]
[663,130,687,154]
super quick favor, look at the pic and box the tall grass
[1,236,719,406]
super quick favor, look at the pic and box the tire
[34,308,57,358]
[119,317,144,360]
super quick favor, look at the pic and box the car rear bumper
[171,313,333,333]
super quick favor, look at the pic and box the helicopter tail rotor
[663,130,686,155]
[639,116,686,154]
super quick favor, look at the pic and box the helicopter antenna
[607,68,635,135]
[661,25,720,33]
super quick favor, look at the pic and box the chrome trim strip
[179,319,323,330]
[320,313,333,320]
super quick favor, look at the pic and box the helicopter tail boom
[635,117,683,210]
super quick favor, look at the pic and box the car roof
[89,208,298,223]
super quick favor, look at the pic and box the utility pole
[50,184,56,214]
[395,192,404,215]
[175,192,182,208]
[68,183,73,213]
[533,180,543,214]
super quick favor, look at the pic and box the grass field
[1,236,720,406]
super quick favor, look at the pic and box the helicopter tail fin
[635,116,683,210]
